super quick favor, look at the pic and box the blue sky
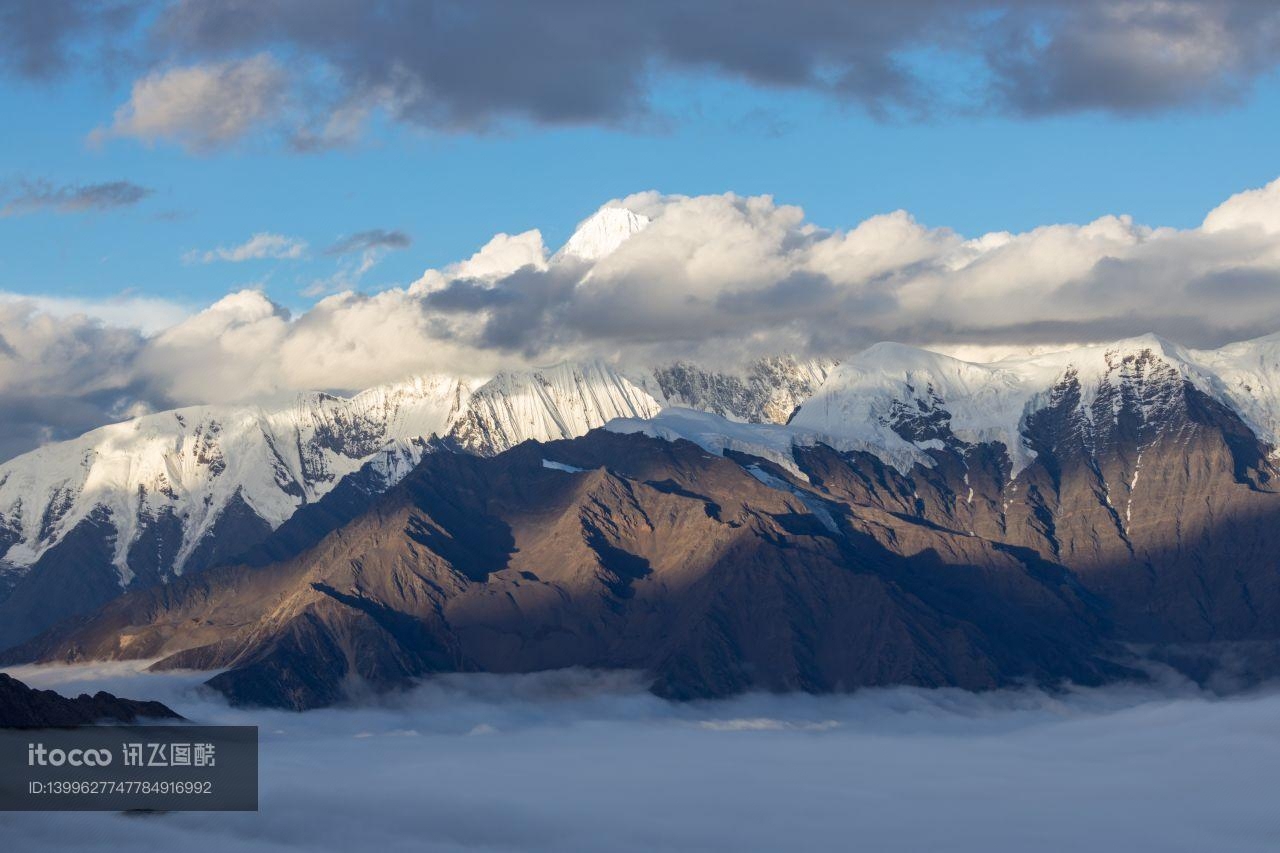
[3,7,1280,314]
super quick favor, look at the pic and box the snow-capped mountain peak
[788,333,1269,475]
[448,360,662,454]
[608,334,1280,484]
[555,206,650,262]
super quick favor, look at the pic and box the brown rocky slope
[9,431,1128,709]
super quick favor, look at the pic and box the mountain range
[3,330,1280,708]
[0,356,832,648]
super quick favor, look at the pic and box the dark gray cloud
[7,2,1279,147]
[988,1,1280,115]
[426,279,520,313]
[324,229,412,256]
[140,0,1280,138]
[0,390,158,462]
[0,0,141,80]
[426,265,582,354]
[0,178,153,216]
[0,300,160,460]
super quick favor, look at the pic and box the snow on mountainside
[0,375,472,583]
[615,334,1280,479]
[1192,332,1280,453]
[646,356,836,424]
[5,329,1280,646]
[790,334,1222,474]
[0,355,829,595]
[608,408,807,477]
[450,361,661,453]
[555,206,650,262]
[788,333,1259,471]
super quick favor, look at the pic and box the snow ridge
[0,356,770,585]
[448,361,663,454]
[612,333,1280,480]
[791,334,1225,475]
[555,207,650,262]
[0,375,472,582]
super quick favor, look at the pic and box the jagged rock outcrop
[649,356,835,424]
[0,672,180,727]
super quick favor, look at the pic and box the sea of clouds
[2,662,1278,852]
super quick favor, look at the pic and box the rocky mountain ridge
[0,356,832,648]
[0,672,180,727]
[9,332,1280,709]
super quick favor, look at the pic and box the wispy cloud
[0,178,152,216]
[0,290,189,334]
[304,229,414,297]
[325,229,412,256]
[185,232,308,264]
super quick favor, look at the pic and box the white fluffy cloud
[447,229,549,282]
[1202,176,1280,235]
[412,182,1280,357]
[136,289,503,404]
[151,175,1280,403]
[92,55,288,153]
[185,232,309,264]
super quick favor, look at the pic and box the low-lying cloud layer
[4,662,1279,852]
[2,175,1280,460]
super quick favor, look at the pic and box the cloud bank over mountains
[1,175,1279,459]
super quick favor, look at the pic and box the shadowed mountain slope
[0,672,180,727]
[11,431,1127,710]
